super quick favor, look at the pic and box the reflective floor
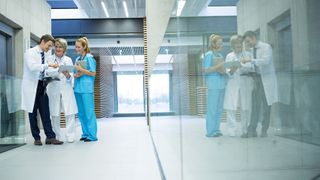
[151,116,320,180]
[1,117,319,180]
[0,118,160,180]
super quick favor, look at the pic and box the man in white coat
[21,34,63,145]
[241,31,278,138]
[45,38,78,143]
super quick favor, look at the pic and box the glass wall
[150,0,320,179]
[0,22,25,149]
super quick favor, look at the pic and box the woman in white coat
[45,38,78,142]
[224,35,254,136]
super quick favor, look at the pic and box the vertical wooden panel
[143,17,150,127]
[94,55,101,118]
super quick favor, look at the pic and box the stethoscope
[54,56,66,66]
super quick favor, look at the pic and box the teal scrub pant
[75,93,97,141]
[206,89,225,136]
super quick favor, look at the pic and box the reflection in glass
[150,73,170,112]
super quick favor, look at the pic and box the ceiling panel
[74,0,146,18]
[208,0,239,6]
[47,0,78,9]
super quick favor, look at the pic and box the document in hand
[224,61,241,68]
[77,61,87,69]
[59,65,75,72]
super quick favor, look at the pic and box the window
[116,72,144,113]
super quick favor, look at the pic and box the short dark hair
[39,34,55,44]
[243,31,257,39]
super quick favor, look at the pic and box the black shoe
[261,132,268,137]
[217,132,223,136]
[80,137,87,141]
[240,133,248,138]
[212,134,220,137]
[34,140,43,146]
[84,139,92,142]
[45,138,64,145]
[241,132,257,138]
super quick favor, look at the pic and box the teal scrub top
[74,54,96,93]
[203,51,225,90]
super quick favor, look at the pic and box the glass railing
[0,75,26,145]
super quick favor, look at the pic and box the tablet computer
[224,61,241,68]
[59,65,75,72]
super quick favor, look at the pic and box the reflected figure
[0,78,15,137]
[45,38,78,142]
[203,34,226,137]
[224,35,254,136]
[241,31,278,138]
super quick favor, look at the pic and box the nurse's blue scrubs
[74,54,98,141]
[203,51,226,137]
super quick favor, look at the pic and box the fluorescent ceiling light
[176,0,186,17]
[101,1,110,18]
[51,9,88,19]
[198,6,237,16]
[122,1,129,17]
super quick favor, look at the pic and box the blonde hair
[208,34,223,50]
[55,38,68,53]
[76,37,91,53]
[230,35,243,50]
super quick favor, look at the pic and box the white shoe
[67,138,74,143]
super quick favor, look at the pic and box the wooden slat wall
[94,55,101,118]
[172,54,190,115]
[196,86,240,122]
[99,56,114,118]
[60,113,66,128]
[143,17,150,126]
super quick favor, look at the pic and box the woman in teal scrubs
[74,37,98,142]
[203,34,226,137]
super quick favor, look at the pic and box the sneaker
[67,138,74,143]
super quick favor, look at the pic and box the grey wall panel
[52,18,144,36]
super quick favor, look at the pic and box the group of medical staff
[203,31,278,138]
[21,34,98,145]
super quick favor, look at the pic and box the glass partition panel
[150,0,320,179]
[0,29,25,150]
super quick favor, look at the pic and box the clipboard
[59,65,75,72]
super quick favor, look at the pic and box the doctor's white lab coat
[45,55,78,116]
[253,41,278,105]
[224,51,254,111]
[21,46,50,113]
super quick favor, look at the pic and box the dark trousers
[28,81,55,140]
[248,75,271,134]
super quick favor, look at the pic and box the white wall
[0,0,52,135]
[237,0,309,70]
[0,0,52,77]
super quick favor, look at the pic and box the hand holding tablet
[58,65,75,73]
